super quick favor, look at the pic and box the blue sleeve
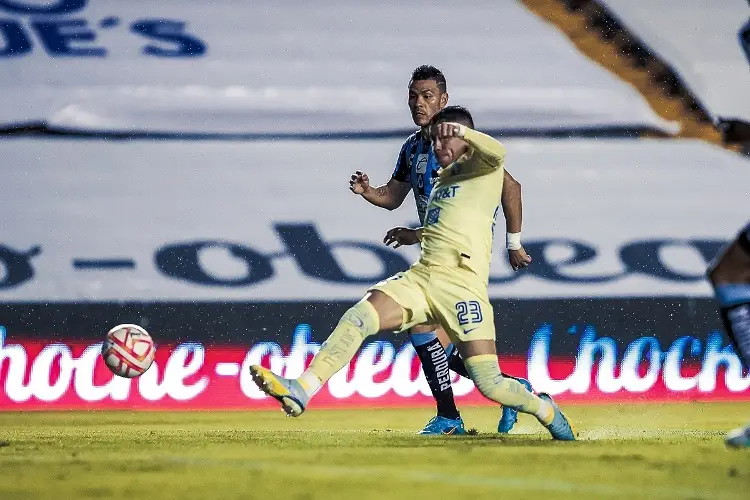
[391,139,411,183]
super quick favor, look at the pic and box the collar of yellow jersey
[437,147,475,177]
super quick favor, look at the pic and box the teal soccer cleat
[418,415,466,435]
[538,393,577,441]
[726,423,750,449]
[497,377,533,433]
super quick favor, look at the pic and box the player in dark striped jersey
[349,66,533,435]
[708,222,750,448]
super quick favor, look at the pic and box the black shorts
[739,222,750,255]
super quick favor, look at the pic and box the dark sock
[719,302,750,369]
[410,335,460,420]
[446,346,470,378]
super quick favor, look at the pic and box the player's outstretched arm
[432,122,505,167]
[350,171,411,211]
[501,170,532,270]
[502,170,522,235]
[462,127,506,166]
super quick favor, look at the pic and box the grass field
[1,403,749,500]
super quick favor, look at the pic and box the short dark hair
[430,105,474,129]
[410,65,447,93]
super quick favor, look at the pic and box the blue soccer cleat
[418,415,466,435]
[497,377,533,433]
[726,423,750,449]
[249,365,308,417]
[538,393,577,441]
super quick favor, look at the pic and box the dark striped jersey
[391,130,440,224]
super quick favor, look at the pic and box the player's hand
[349,170,370,195]
[508,247,532,271]
[430,122,466,140]
[383,227,420,248]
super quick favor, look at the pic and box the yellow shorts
[368,263,495,343]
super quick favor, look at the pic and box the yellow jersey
[418,128,506,284]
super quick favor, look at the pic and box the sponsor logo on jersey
[432,186,460,201]
[414,154,429,174]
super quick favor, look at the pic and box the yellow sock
[299,300,380,396]
[464,354,554,425]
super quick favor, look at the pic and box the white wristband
[506,232,522,251]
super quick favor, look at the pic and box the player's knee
[708,240,750,286]
[409,331,438,347]
[365,290,405,331]
[707,263,721,285]
[707,254,729,285]
[709,258,747,286]
[409,323,436,334]
[463,355,505,401]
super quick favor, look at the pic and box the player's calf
[463,354,576,440]
[250,298,385,414]
[410,331,461,422]
[444,343,532,433]
[445,344,469,377]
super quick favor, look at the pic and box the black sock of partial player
[719,302,750,369]
[447,347,470,378]
[413,338,460,420]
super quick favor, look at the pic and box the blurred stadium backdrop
[1,0,749,411]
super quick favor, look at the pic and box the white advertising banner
[0,137,747,302]
[0,0,675,135]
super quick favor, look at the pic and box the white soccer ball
[101,324,156,378]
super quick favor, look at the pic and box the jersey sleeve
[462,128,506,168]
[391,139,411,182]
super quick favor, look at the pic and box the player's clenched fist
[430,122,466,139]
[383,226,421,248]
[508,247,532,271]
[349,170,370,195]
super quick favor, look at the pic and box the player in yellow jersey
[350,65,533,436]
[250,106,576,440]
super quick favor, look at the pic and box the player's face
[432,133,468,167]
[408,79,447,127]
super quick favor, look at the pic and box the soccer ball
[101,324,156,378]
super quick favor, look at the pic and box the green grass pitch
[1,403,749,500]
